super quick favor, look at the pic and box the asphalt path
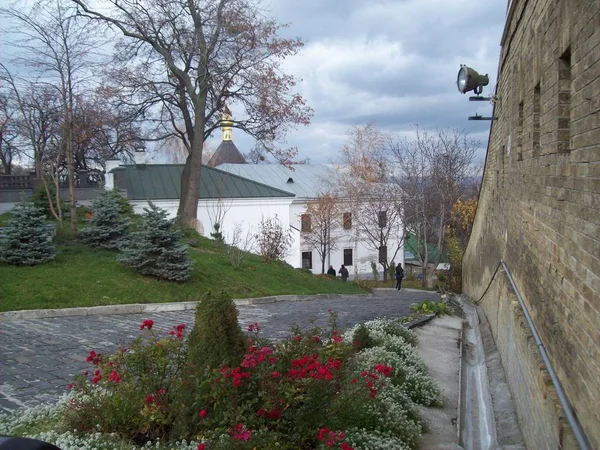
[0,289,439,412]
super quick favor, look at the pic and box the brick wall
[462,0,599,448]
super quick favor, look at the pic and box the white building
[105,124,404,277]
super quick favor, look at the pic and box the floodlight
[457,64,489,95]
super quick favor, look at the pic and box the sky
[1,0,509,166]
[207,0,508,165]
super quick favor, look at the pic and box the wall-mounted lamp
[457,65,489,95]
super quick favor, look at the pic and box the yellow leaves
[450,197,477,234]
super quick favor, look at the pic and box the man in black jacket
[327,265,336,277]
[338,265,349,282]
[395,263,405,290]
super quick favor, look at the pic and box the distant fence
[0,175,32,190]
[0,171,104,191]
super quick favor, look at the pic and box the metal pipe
[500,260,591,450]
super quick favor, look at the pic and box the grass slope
[0,234,365,312]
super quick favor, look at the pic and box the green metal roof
[114,164,295,200]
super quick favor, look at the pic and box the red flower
[197,444,206,450]
[318,428,330,441]
[247,322,261,333]
[86,350,102,366]
[140,319,154,330]
[199,409,207,418]
[331,332,343,344]
[108,370,121,384]
[231,423,251,441]
[351,378,358,384]
[92,375,101,384]
[66,384,73,390]
[340,443,354,450]
[145,395,154,404]
[169,330,175,336]
[272,371,279,378]
[313,336,321,343]
[374,363,393,377]
[158,388,165,395]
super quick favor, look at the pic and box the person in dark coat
[395,263,405,290]
[338,265,349,282]
[327,265,336,277]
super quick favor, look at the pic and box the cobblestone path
[0,289,438,412]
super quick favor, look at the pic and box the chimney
[134,146,147,165]
[104,157,122,190]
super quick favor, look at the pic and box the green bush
[0,200,55,266]
[118,202,192,281]
[31,181,67,218]
[186,290,248,373]
[79,190,130,250]
[410,300,448,316]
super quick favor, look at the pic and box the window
[343,212,352,230]
[378,211,387,228]
[533,82,541,157]
[557,48,571,153]
[302,251,312,269]
[343,249,353,266]
[301,214,311,232]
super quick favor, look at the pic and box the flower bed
[0,303,443,450]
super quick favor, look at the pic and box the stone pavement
[0,289,439,412]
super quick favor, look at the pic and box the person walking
[395,263,405,290]
[338,264,349,282]
[327,265,336,277]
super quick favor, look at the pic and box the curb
[404,314,436,329]
[0,293,371,321]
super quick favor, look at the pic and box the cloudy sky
[1,0,508,166]
[208,0,508,164]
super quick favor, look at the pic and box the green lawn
[0,235,366,312]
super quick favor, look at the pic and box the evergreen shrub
[79,190,130,250]
[0,200,55,266]
[118,201,192,281]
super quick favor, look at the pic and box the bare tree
[255,215,292,264]
[388,125,478,288]
[1,0,104,234]
[302,193,340,274]
[226,222,254,268]
[335,123,402,281]
[0,92,19,174]
[70,0,313,229]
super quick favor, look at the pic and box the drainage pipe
[500,260,591,450]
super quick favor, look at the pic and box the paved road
[0,289,439,412]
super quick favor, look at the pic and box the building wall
[462,0,599,448]
[131,198,403,276]
[290,201,405,276]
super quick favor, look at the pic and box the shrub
[79,190,130,250]
[209,222,224,243]
[370,260,379,283]
[255,215,292,263]
[31,181,67,218]
[108,189,134,216]
[118,202,192,281]
[0,200,55,266]
[62,319,188,443]
[6,310,443,450]
[410,300,448,316]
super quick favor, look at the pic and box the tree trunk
[176,97,206,230]
[424,266,436,289]
[66,128,78,235]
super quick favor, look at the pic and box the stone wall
[462,0,599,448]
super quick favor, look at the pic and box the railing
[0,172,104,190]
[0,175,32,189]
[499,260,591,450]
